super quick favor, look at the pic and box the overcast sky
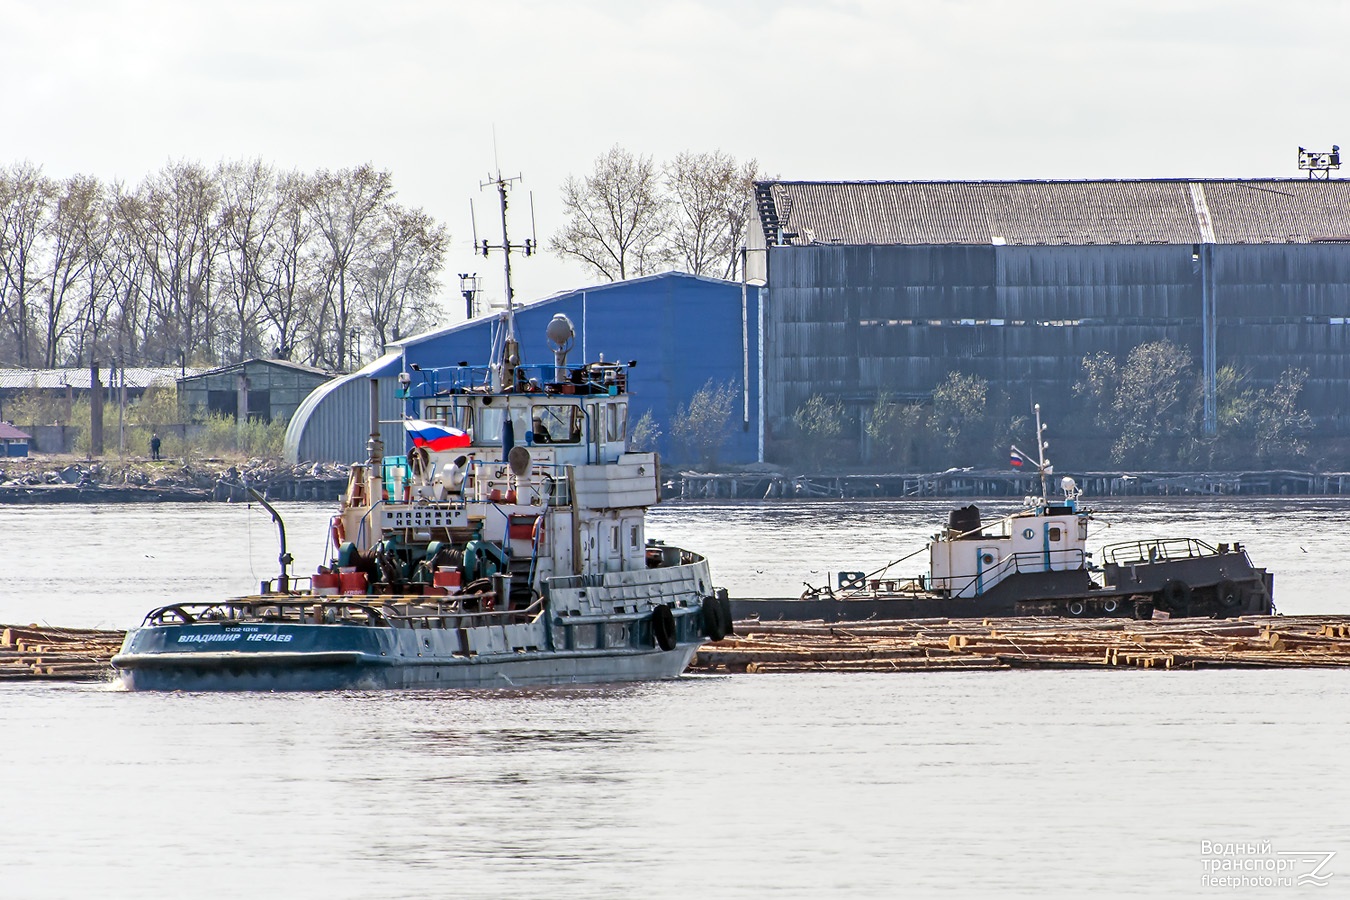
[4,0,1345,319]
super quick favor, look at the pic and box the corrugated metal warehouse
[748,178,1350,450]
[285,273,761,466]
[178,359,334,423]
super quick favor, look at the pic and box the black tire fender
[702,596,729,641]
[1217,579,1243,609]
[653,604,677,651]
[1160,579,1193,613]
[717,589,736,637]
[1066,599,1087,617]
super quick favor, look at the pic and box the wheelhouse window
[531,404,581,444]
[477,406,504,446]
[605,403,627,443]
[424,404,473,435]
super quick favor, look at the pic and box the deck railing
[140,593,543,629]
[1100,538,1218,566]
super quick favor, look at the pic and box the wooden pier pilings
[691,615,1350,673]
[211,476,347,502]
[675,470,1350,500]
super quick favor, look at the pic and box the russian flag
[404,419,471,451]
[1010,446,1025,468]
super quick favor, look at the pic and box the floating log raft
[10,615,1350,681]
[0,625,124,681]
[691,615,1350,673]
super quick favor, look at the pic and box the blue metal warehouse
[285,272,761,466]
[746,178,1350,453]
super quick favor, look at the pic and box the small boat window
[1048,526,1062,542]
[425,403,473,434]
[605,403,627,443]
[531,404,581,444]
[477,407,504,445]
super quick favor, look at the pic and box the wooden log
[690,614,1350,674]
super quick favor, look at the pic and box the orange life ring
[330,516,346,548]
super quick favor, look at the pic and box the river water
[2,497,1348,898]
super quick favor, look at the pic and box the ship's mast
[477,172,536,390]
[1011,404,1055,505]
[1034,402,1050,501]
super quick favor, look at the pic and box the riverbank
[6,455,1350,504]
[0,455,347,504]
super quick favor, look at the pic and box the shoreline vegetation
[4,454,1350,503]
[0,455,346,503]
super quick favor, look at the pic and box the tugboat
[733,406,1275,623]
[112,177,732,691]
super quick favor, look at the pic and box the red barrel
[312,572,340,595]
[339,571,368,595]
[433,568,462,592]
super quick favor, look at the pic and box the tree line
[0,160,448,372]
[0,146,761,375]
[550,145,761,282]
[784,341,1314,472]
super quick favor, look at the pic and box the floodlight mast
[1298,145,1341,180]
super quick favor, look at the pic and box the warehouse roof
[754,179,1350,246]
[0,367,199,390]
[178,358,332,383]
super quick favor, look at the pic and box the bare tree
[550,145,668,281]
[308,164,393,370]
[103,182,155,364]
[355,204,449,356]
[0,162,53,365]
[217,158,280,363]
[259,169,317,363]
[664,150,759,279]
[35,174,101,366]
[0,157,449,372]
[123,161,223,364]
[69,183,117,365]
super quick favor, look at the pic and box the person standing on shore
[151,433,162,461]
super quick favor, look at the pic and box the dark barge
[732,488,1273,624]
